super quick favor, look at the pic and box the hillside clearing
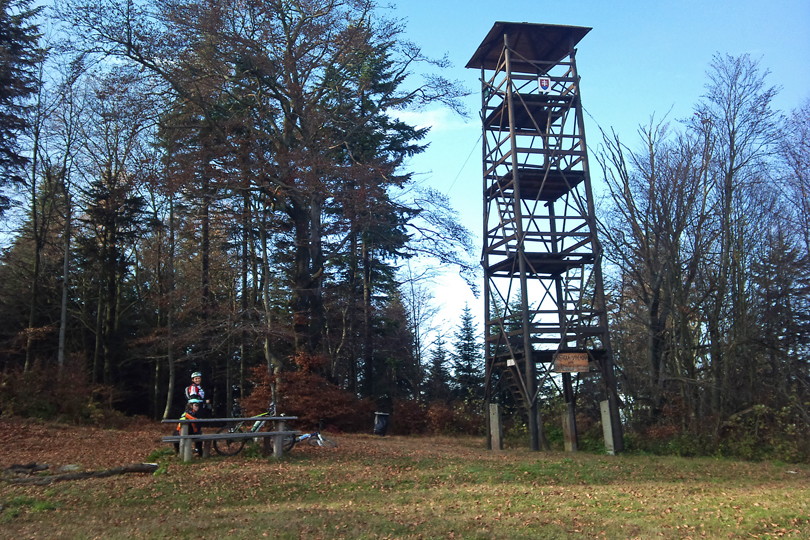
[1,418,808,538]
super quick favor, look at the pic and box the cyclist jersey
[185,383,205,401]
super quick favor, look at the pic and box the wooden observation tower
[466,22,623,452]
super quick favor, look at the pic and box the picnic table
[161,416,299,462]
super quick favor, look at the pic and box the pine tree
[451,305,484,402]
[425,335,450,402]
[0,0,42,211]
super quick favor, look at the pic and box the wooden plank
[162,416,298,424]
[161,431,299,442]
[163,431,301,462]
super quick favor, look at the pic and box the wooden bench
[162,416,298,462]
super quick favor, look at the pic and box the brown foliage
[242,361,375,433]
[0,358,124,425]
[390,399,427,434]
[384,400,485,436]
[239,355,488,437]
[425,401,456,433]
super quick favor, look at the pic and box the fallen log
[5,463,159,485]
[4,462,50,475]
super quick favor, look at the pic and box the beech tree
[780,101,810,254]
[600,54,808,456]
[598,117,713,421]
[59,0,464,357]
[42,0,475,416]
[696,53,782,424]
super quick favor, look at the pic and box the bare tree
[598,117,713,424]
[599,54,809,452]
[695,54,781,424]
[779,101,810,255]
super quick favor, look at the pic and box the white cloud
[392,108,471,133]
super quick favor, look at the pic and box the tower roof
[466,22,591,72]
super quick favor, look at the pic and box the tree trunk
[289,198,320,355]
[92,279,104,384]
[362,236,373,397]
[347,230,359,394]
[57,185,71,377]
[24,73,45,373]
[162,197,176,420]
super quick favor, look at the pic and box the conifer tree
[425,335,450,402]
[0,0,42,212]
[451,305,483,402]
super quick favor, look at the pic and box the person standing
[184,371,211,415]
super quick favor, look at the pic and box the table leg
[181,424,193,462]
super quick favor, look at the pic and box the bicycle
[286,430,337,450]
[214,402,338,455]
[213,401,281,456]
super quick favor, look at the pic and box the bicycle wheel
[268,433,295,453]
[272,434,296,453]
[214,425,246,456]
[308,433,337,448]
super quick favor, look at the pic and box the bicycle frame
[249,415,269,432]
[213,402,278,456]
[229,402,276,431]
[214,402,335,455]
[290,431,337,448]
[248,400,280,431]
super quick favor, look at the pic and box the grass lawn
[2,432,808,539]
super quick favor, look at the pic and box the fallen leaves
[1,418,808,539]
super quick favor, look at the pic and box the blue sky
[384,0,810,331]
